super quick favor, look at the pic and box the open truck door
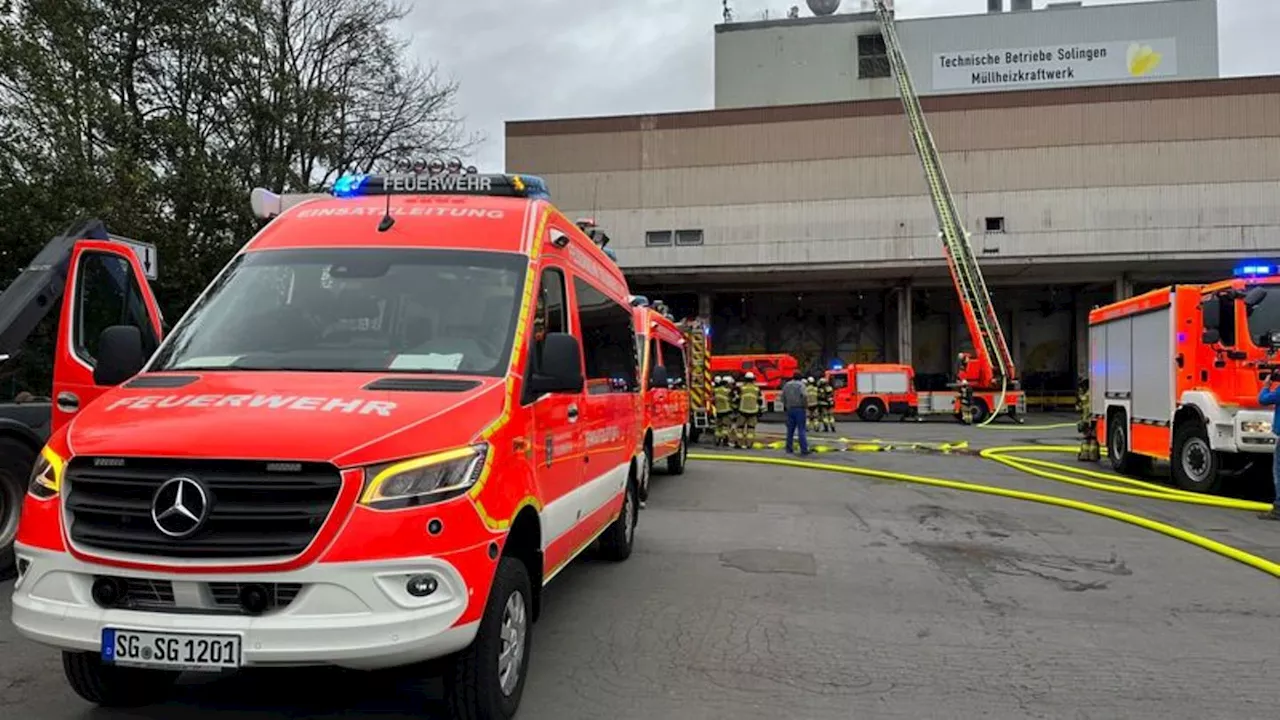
[51,239,164,431]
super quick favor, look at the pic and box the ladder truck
[872,0,1025,425]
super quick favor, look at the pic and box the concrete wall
[714,0,1219,108]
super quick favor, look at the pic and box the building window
[984,216,1006,233]
[857,34,889,79]
[645,230,673,247]
[675,229,704,246]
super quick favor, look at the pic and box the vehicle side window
[1202,295,1236,346]
[75,251,158,364]
[574,277,639,394]
[648,337,660,377]
[660,340,686,387]
[829,374,849,390]
[531,267,567,371]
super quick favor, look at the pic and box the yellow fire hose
[687,451,1280,579]
[981,446,1273,513]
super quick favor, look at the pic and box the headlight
[359,444,489,510]
[28,448,63,499]
[1242,420,1272,434]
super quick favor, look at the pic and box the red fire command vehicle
[632,305,690,500]
[709,353,798,412]
[1089,269,1280,494]
[11,168,644,718]
[825,363,917,422]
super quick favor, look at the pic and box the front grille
[65,458,343,559]
[121,578,176,610]
[208,582,303,611]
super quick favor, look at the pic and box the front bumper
[11,544,481,671]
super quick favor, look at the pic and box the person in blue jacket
[1258,370,1280,521]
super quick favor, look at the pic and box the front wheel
[62,651,179,708]
[446,557,533,720]
[1171,421,1222,494]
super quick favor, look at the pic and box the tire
[637,441,652,502]
[666,432,687,476]
[62,651,179,708]
[445,557,533,720]
[857,400,885,423]
[970,399,990,425]
[1107,413,1149,476]
[597,478,637,562]
[0,437,36,581]
[1171,420,1222,494]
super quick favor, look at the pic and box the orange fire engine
[1089,268,1280,494]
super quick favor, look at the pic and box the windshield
[1245,286,1280,347]
[150,248,527,375]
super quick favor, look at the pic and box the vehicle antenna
[377,185,395,232]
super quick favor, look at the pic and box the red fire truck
[710,353,799,412]
[825,363,917,422]
[1089,267,1280,494]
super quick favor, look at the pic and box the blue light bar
[328,171,550,201]
[1234,263,1275,277]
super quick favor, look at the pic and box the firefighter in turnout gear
[817,377,836,432]
[712,376,734,446]
[733,372,763,448]
[1076,377,1101,461]
[958,379,976,425]
[804,377,820,431]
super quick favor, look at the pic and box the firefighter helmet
[744,372,756,382]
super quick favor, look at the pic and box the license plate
[101,628,241,671]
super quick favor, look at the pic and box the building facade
[716,0,1219,108]
[507,75,1280,394]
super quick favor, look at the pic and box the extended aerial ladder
[872,0,1022,423]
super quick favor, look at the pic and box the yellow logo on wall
[1127,42,1163,77]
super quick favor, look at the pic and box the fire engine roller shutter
[1130,307,1175,424]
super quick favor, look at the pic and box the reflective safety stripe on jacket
[805,385,819,407]
[738,383,761,414]
[713,386,732,413]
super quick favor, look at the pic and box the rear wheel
[598,478,637,562]
[1171,421,1222,494]
[62,651,179,708]
[666,432,687,475]
[445,557,533,720]
[0,437,36,580]
[1108,413,1150,475]
[636,441,652,502]
[857,400,885,423]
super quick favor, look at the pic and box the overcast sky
[404,0,1280,171]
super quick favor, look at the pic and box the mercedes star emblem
[150,476,210,538]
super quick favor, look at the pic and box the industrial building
[503,0,1268,399]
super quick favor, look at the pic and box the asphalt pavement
[2,414,1278,719]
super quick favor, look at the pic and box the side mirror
[1201,328,1221,345]
[650,364,669,390]
[527,333,584,395]
[1245,287,1268,308]
[93,325,147,386]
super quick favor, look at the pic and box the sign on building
[932,38,1178,91]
